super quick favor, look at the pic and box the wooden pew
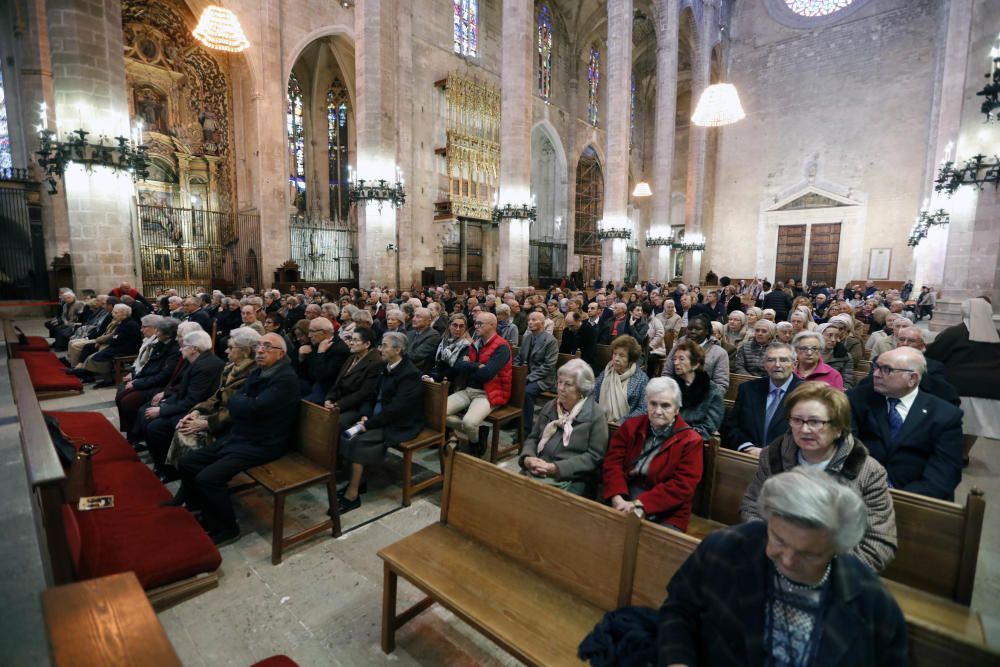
[724,372,756,403]
[379,447,640,666]
[4,319,83,399]
[43,572,182,667]
[392,379,448,507]
[485,364,528,462]
[594,343,612,374]
[539,352,580,402]
[245,401,341,565]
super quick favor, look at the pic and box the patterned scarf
[537,397,587,454]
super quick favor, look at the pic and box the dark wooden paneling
[775,224,806,284]
[808,222,842,286]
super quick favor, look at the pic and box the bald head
[873,347,925,398]
[894,327,926,351]
[255,332,287,367]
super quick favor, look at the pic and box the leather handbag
[63,444,99,504]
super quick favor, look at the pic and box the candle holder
[347,178,407,211]
[35,128,149,195]
[491,203,537,224]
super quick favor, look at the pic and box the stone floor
[1,318,999,666]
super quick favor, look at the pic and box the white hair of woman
[557,358,596,397]
[793,330,825,352]
[352,309,373,326]
[645,375,682,408]
[176,321,204,337]
[112,303,132,318]
[762,308,776,320]
[168,296,183,306]
[382,331,409,353]
[140,314,165,328]
[759,467,867,554]
[182,330,213,353]
[228,326,262,353]
[321,302,340,319]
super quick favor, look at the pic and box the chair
[539,352,579,402]
[485,364,528,463]
[113,354,138,386]
[245,401,340,564]
[392,379,449,506]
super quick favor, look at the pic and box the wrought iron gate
[136,204,262,294]
[0,169,47,299]
[289,215,357,282]
[529,238,567,287]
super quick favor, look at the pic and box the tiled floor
[2,318,998,665]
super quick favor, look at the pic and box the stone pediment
[775,192,849,210]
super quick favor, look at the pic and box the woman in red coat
[602,376,704,531]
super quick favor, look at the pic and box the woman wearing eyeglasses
[426,313,473,384]
[792,330,844,390]
[740,381,897,572]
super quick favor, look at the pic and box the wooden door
[775,225,806,285]
[807,223,841,287]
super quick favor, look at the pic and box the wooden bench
[245,400,340,565]
[392,379,448,507]
[485,364,528,462]
[539,352,580,402]
[379,447,639,666]
[113,353,138,386]
[4,319,83,399]
[594,343,611,374]
[43,572,182,667]
[724,372,757,403]
[9,359,221,610]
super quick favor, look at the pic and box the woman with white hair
[47,289,86,350]
[724,310,748,348]
[73,303,142,386]
[818,322,855,389]
[792,331,844,390]
[602,376,705,531]
[926,296,1000,462]
[519,358,608,497]
[116,316,180,434]
[660,468,908,666]
[165,326,261,466]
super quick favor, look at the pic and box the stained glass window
[587,47,600,127]
[287,73,305,209]
[784,0,854,17]
[454,0,478,57]
[0,69,12,171]
[537,5,553,100]
[327,79,350,222]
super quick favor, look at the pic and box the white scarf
[537,397,587,454]
[599,362,636,423]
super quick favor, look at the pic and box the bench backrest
[698,437,758,525]
[724,373,756,402]
[630,520,699,608]
[883,488,985,605]
[295,401,339,471]
[555,352,579,370]
[8,359,74,586]
[422,378,449,433]
[594,344,612,373]
[508,363,528,408]
[441,449,638,611]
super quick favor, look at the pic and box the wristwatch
[633,499,645,516]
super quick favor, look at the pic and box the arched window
[587,47,600,127]
[0,69,12,170]
[453,0,478,57]
[287,73,305,207]
[537,5,553,100]
[327,79,350,222]
[784,0,855,17]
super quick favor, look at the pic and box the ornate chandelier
[691,83,746,127]
[597,219,631,240]
[645,228,673,247]
[673,233,706,252]
[193,6,251,53]
[347,165,406,211]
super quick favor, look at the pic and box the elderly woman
[735,319,775,377]
[519,358,608,497]
[602,377,704,531]
[761,308,777,322]
[164,327,261,467]
[789,308,811,335]
[648,301,681,359]
[741,382,897,571]
[628,304,650,346]
[594,335,649,424]
[745,306,763,329]
[383,309,406,335]
[495,302,519,347]
[671,340,724,442]
[661,315,730,392]
[47,290,86,350]
[116,316,180,434]
[324,326,382,430]
[338,304,358,342]
[793,330,844,389]
[829,312,863,364]
[73,303,142,386]
[775,320,794,343]
[427,313,474,384]
[660,468,908,665]
[711,321,738,368]
[724,310,748,348]
[819,322,855,389]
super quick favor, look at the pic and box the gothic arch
[531,120,569,241]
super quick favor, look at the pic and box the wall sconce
[645,228,674,247]
[35,127,149,195]
[934,154,1000,195]
[348,165,406,211]
[597,218,631,240]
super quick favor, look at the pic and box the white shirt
[386,358,402,373]
[889,386,920,421]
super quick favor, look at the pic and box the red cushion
[20,352,83,392]
[250,658,300,667]
[45,411,139,463]
[71,505,221,589]
[90,461,173,506]
[61,504,82,575]
[16,336,51,352]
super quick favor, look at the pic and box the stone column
[45,0,136,290]
[355,0,399,287]
[648,0,680,281]
[601,0,633,285]
[683,0,715,284]
[497,0,532,290]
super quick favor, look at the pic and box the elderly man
[406,307,442,374]
[659,468,908,666]
[598,302,630,344]
[47,289,86,350]
[722,342,802,455]
[239,304,265,335]
[734,320,775,377]
[870,315,912,358]
[66,295,115,366]
[80,303,143,387]
[298,316,349,402]
[848,347,963,500]
[862,326,959,406]
[560,311,597,371]
[304,303,322,321]
[866,312,898,352]
[338,332,425,514]
[178,296,210,331]
[170,333,300,544]
[690,290,725,323]
[516,311,559,430]
[446,312,512,454]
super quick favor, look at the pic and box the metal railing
[289,214,357,282]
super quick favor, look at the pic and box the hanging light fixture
[193,6,251,53]
[691,83,745,127]
[631,181,653,197]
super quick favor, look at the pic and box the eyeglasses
[256,342,280,351]
[872,362,915,375]
[764,357,794,364]
[795,346,821,353]
[473,321,486,327]
[450,322,465,328]
[789,416,832,429]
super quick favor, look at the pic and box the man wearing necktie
[848,347,963,500]
[721,341,801,455]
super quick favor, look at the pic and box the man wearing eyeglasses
[722,342,802,456]
[848,347,963,500]
[861,326,960,407]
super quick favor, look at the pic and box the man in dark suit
[722,341,801,455]
[690,290,726,323]
[516,311,559,430]
[173,332,301,544]
[560,311,596,372]
[338,331,425,513]
[181,296,212,331]
[406,307,442,374]
[863,326,960,406]
[759,281,793,321]
[848,347,963,500]
[598,302,630,345]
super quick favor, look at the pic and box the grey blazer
[407,327,442,373]
[515,330,559,392]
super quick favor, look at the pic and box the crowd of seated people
[38,275,995,557]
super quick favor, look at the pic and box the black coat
[186,308,212,332]
[925,322,1000,400]
[721,375,802,451]
[361,357,425,445]
[158,351,225,419]
[759,290,793,321]
[219,357,302,458]
[325,350,382,412]
[848,383,964,500]
[690,301,725,324]
[91,318,143,362]
[132,339,181,391]
[560,323,597,370]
